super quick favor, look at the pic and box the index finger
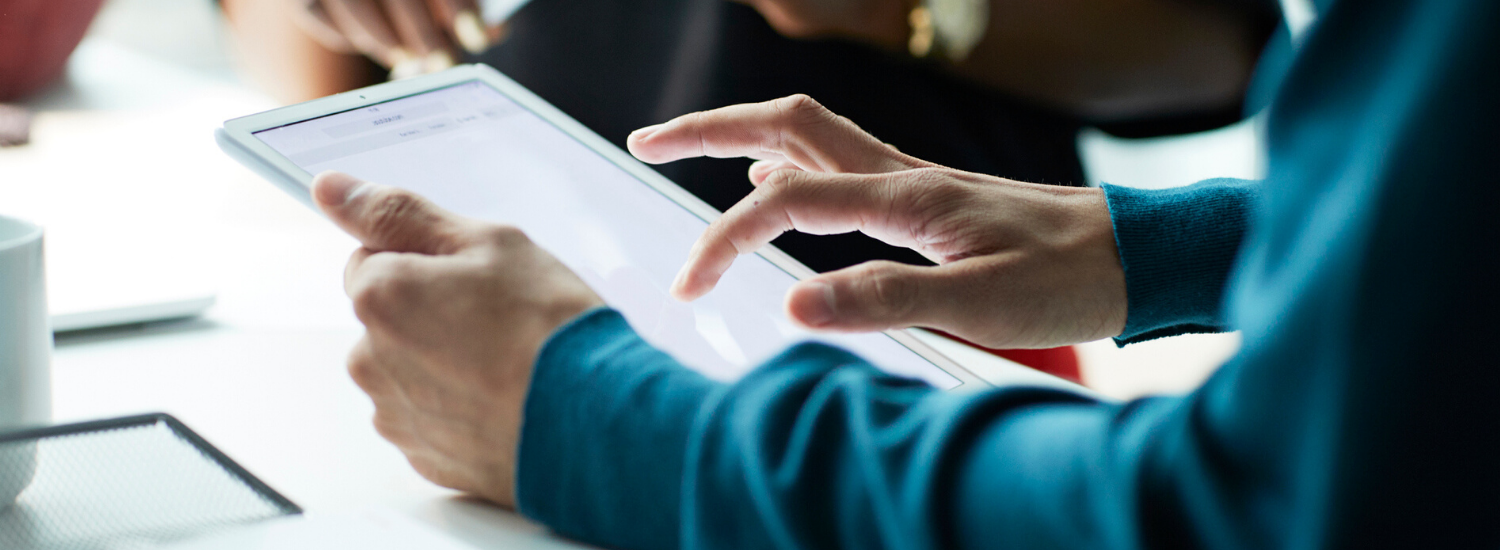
[627,94,924,175]
[672,170,906,301]
[323,0,409,67]
[426,0,496,54]
[382,0,450,58]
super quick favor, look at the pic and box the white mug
[0,214,51,507]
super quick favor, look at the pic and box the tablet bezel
[218,64,989,390]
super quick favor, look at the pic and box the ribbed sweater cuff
[1102,179,1260,345]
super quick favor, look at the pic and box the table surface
[1,37,1097,549]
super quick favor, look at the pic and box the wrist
[1066,188,1129,340]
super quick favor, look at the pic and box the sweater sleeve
[516,308,723,550]
[1102,179,1261,344]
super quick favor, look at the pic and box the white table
[2,38,1076,549]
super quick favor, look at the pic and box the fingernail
[424,50,455,73]
[389,49,423,81]
[454,10,490,54]
[389,47,416,67]
[799,282,836,327]
[315,171,369,207]
[748,159,777,179]
[631,124,663,142]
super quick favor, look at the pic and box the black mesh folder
[0,413,301,550]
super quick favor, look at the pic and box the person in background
[306,0,1499,546]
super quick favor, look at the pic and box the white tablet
[217,64,983,390]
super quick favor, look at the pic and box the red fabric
[929,330,1083,385]
[0,0,106,101]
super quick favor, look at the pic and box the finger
[403,451,479,497]
[672,170,911,301]
[428,0,493,54]
[627,94,927,174]
[343,247,430,300]
[347,334,398,400]
[323,0,413,68]
[345,251,432,333]
[344,247,375,295]
[313,171,472,254]
[372,407,420,449]
[381,0,455,72]
[748,159,799,185]
[291,0,359,53]
[785,260,961,332]
[425,0,462,26]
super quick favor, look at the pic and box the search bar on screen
[323,102,451,138]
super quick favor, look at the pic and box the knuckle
[758,168,805,196]
[860,262,920,320]
[480,224,530,247]
[350,283,388,324]
[684,110,708,131]
[899,169,973,220]
[778,93,826,119]
[772,94,833,144]
[347,350,380,392]
[371,412,412,447]
[351,262,418,326]
[365,190,423,242]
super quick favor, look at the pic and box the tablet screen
[252,81,960,389]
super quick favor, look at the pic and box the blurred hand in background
[288,0,504,78]
[225,0,1265,121]
[221,0,504,102]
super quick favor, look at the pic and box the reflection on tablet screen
[254,82,960,389]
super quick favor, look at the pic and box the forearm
[221,0,381,104]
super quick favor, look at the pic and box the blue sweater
[515,0,1500,547]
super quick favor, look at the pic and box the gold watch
[908,0,988,62]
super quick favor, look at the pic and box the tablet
[217,64,982,390]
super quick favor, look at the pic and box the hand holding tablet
[311,171,602,507]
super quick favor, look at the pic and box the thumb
[785,261,955,332]
[312,171,468,254]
